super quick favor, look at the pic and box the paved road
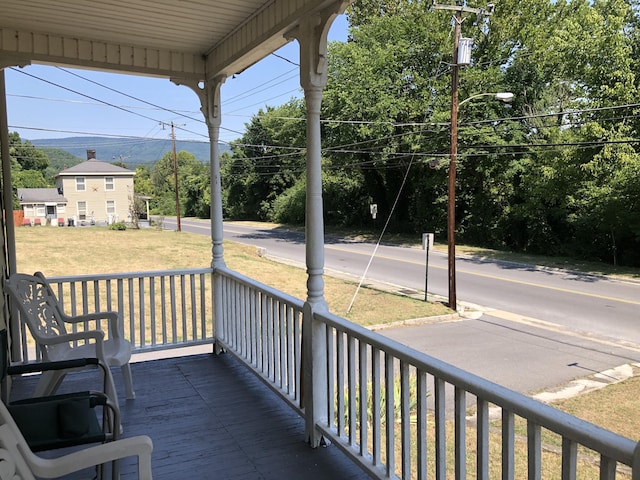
[163,218,640,394]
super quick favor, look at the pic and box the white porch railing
[216,267,640,480]
[11,266,640,478]
[14,268,214,363]
[215,266,304,414]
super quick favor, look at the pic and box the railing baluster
[149,276,156,346]
[347,334,356,446]
[81,281,88,315]
[417,370,427,480]
[400,361,411,480]
[138,277,145,347]
[599,454,616,480]
[502,409,515,480]
[326,325,335,429]
[435,376,446,480]
[189,274,197,341]
[562,437,577,480]
[528,421,542,480]
[455,386,466,480]
[477,397,489,480]
[372,347,381,467]
[358,339,368,458]
[336,330,345,437]
[259,293,267,373]
[93,279,100,313]
[180,274,187,343]
[127,277,135,347]
[285,306,292,394]
[385,353,395,478]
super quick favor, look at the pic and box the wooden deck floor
[10,352,371,480]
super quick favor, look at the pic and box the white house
[55,150,135,225]
[16,188,67,226]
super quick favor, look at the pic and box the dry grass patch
[16,226,451,327]
[549,375,640,441]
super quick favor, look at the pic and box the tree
[322,3,454,232]
[222,100,306,221]
[150,150,209,217]
[8,132,49,173]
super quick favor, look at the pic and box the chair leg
[121,363,135,400]
[33,370,64,397]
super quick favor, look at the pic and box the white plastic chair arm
[38,330,107,360]
[61,311,122,339]
[20,435,153,480]
[36,330,104,346]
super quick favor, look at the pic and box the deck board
[10,353,370,479]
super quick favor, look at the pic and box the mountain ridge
[30,136,229,167]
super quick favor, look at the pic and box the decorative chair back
[5,274,68,360]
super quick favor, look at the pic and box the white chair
[5,272,135,402]
[0,401,153,480]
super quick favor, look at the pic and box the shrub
[108,221,127,231]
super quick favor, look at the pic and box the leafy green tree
[8,132,50,173]
[150,150,209,217]
[222,100,306,220]
[322,3,454,231]
[2,132,53,207]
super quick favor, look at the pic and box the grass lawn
[15,225,451,326]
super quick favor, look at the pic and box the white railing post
[303,302,327,447]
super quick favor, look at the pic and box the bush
[108,221,127,231]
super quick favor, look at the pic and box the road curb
[532,362,640,403]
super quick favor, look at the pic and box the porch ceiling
[0,0,349,81]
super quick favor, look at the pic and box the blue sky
[5,14,349,148]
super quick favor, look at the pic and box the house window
[106,200,116,215]
[57,204,66,214]
[105,177,114,190]
[76,177,86,191]
[24,205,34,216]
[78,201,87,220]
[35,204,45,217]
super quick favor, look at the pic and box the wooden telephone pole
[432,1,493,310]
[161,121,186,231]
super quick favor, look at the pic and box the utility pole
[161,121,186,232]
[448,9,462,311]
[433,1,494,310]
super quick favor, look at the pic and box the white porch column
[173,75,226,354]
[292,3,346,448]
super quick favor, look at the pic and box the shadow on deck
[11,353,370,480]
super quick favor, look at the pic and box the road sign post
[422,233,434,302]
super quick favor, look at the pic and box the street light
[459,91,514,107]
[447,90,512,310]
